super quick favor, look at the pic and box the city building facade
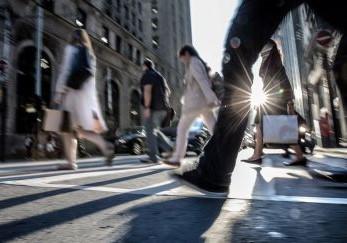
[0,0,192,156]
[277,3,347,147]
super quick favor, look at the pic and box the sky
[190,0,239,74]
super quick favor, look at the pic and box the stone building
[0,0,192,155]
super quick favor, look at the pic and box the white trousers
[63,130,108,164]
[171,109,217,161]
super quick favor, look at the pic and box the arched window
[130,90,141,126]
[104,80,120,130]
[16,47,52,133]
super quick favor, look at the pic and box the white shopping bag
[43,109,64,133]
[262,115,298,144]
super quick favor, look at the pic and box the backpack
[66,46,93,90]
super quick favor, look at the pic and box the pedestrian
[24,135,34,159]
[140,59,173,164]
[45,133,56,158]
[163,45,219,167]
[282,100,308,166]
[54,29,114,170]
[242,39,294,163]
[319,109,332,148]
[173,0,347,195]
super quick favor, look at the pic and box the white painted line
[2,180,347,205]
[0,163,165,181]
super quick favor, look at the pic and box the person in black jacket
[174,0,347,195]
[140,59,173,163]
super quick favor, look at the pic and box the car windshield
[190,119,204,132]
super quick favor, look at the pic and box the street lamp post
[0,7,11,162]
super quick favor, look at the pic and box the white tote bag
[262,115,299,144]
[43,109,63,133]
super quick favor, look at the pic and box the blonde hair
[70,29,95,56]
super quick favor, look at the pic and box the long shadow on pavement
[0,180,180,242]
[119,197,226,242]
[0,169,167,211]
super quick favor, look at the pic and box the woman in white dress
[163,45,219,166]
[54,29,114,170]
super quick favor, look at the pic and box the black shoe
[140,158,159,164]
[171,169,229,197]
[283,158,307,166]
[241,158,262,163]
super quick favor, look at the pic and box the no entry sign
[316,30,333,48]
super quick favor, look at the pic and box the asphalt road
[0,150,346,243]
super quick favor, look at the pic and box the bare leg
[59,133,78,170]
[245,124,263,162]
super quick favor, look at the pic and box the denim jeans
[195,0,347,187]
[144,110,173,162]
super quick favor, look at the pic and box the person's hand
[53,92,64,105]
[144,108,151,119]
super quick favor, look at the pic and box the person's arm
[190,58,218,105]
[143,84,152,108]
[143,84,152,118]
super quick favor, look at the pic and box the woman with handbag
[54,29,114,170]
[163,45,219,167]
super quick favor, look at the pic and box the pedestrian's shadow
[120,197,225,242]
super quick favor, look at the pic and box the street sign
[316,30,333,48]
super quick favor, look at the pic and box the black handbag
[66,46,93,90]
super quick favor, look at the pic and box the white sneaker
[57,163,78,170]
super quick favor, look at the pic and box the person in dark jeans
[140,59,173,163]
[174,0,347,195]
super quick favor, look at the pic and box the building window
[128,44,133,61]
[101,26,109,45]
[138,19,143,32]
[115,35,122,53]
[116,0,121,12]
[136,49,141,65]
[104,0,113,17]
[124,5,129,19]
[138,2,142,14]
[132,12,136,26]
[75,8,87,27]
[42,0,54,12]
[130,90,141,126]
[152,17,158,31]
[152,0,158,14]
[152,36,159,50]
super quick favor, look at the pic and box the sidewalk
[314,146,347,157]
[309,147,347,182]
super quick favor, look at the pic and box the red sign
[316,30,333,47]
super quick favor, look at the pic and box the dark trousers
[197,0,347,186]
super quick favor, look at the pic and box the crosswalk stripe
[2,179,347,205]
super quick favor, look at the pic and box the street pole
[34,1,43,157]
[35,1,43,97]
[323,53,341,147]
[0,7,11,162]
[322,53,340,147]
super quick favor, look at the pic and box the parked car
[114,119,211,155]
[241,124,316,154]
[161,119,211,155]
[114,127,146,155]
